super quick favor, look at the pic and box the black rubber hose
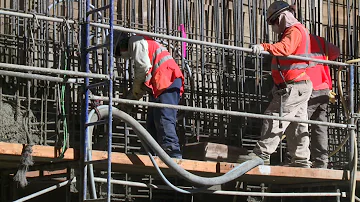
[88,105,263,186]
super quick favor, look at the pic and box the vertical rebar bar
[347,0,353,57]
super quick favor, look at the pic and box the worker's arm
[261,27,302,56]
[128,36,152,98]
[326,41,340,61]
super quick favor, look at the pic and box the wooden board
[0,142,358,184]
[183,142,248,162]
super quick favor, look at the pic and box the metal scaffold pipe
[13,178,75,202]
[0,9,352,67]
[0,9,76,24]
[90,95,353,129]
[92,177,345,197]
[0,62,109,79]
[0,70,77,83]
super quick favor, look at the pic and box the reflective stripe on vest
[308,34,326,68]
[152,46,167,65]
[145,43,173,83]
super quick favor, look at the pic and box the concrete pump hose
[87,105,263,187]
[329,59,360,158]
[329,59,360,202]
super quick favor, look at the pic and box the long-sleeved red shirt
[261,26,302,56]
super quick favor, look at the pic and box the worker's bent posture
[305,35,340,168]
[247,1,313,167]
[113,32,184,159]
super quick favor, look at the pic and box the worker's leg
[153,78,182,158]
[282,92,314,165]
[309,89,329,168]
[284,81,312,167]
[307,92,317,121]
[253,85,302,160]
[146,99,158,142]
[143,96,158,156]
[286,118,311,167]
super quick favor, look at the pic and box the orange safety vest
[305,35,332,90]
[143,36,184,98]
[271,24,311,84]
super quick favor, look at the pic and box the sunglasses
[268,17,278,25]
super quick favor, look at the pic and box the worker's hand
[126,92,142,101]
[131,86,145,100]
[250,44,264,55]
[116,93,137,114]
[329,90,337,104]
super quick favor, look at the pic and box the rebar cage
[0,0,359,201]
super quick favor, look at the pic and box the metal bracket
[347,124,357,129]
[76,78,85,84]
[351,113,360,118]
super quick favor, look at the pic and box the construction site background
[0,0,359,201]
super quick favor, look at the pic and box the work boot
[164,147,182,159]
[168,151,182,159]
[312,161,328,169]
[281,163,310,168]
[286,161,312,168]
[237,153,270,165]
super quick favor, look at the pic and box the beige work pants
[253,80,313,167]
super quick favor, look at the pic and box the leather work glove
[329,90,337,104]
[127,91,142,101]
[131,84,147,100]
[250,44,264,56]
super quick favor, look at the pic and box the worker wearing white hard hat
[244,1,313,168]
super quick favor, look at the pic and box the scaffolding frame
[0,0,359,201]
[0,17,357,202]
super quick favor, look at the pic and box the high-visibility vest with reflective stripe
[305,35,332,90]
[271,24,311,84]
[143,36,184,98]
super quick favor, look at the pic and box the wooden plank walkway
[0,142,357,184]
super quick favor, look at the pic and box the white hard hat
[266,1,290,25]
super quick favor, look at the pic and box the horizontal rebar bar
[90,95,353,129]
[91,23,351,67]
[0,9,351,67]
[0,63,109,79]
[92,177,344,197]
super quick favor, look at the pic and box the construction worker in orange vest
[112,31,185,159]
[305,35,340,168]
[242,1,313,167]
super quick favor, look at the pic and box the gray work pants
[307,88,329,168]
[253,80,313,167]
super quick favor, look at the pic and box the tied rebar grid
[0,0,359,202]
